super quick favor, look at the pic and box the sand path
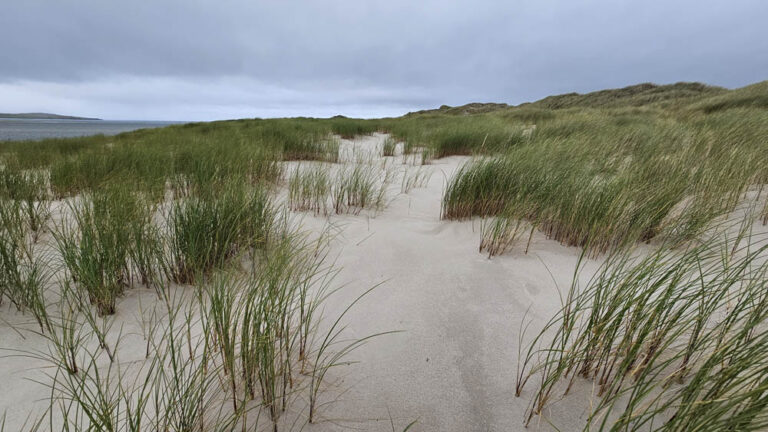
[0,133,600,431]
[294,133,598,431]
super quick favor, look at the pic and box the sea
[0,118,184,141]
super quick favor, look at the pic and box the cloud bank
[2,0,766,120]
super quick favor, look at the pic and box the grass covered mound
[0,119,345,202]
[526,81,727,110]
[436,82,768,256]
[443,108,768,255]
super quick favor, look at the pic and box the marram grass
[517,215,768,430]
[444,110,768,256]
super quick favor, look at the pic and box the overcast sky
[1,1,766,121]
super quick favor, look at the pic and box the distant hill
[0,112,101,120]
[406,82,737,117]
[405,102,510,117]
[523,82,727,110]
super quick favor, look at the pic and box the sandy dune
[281,134,602,431]
[0,133,615,431]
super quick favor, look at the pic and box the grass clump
[329,118,379,139]
[37,292,236,432]
[479,216,535,258]
[53,185,157,315]
[0,167,51,241]
[332,164,387,215]
[288,164,331,215]
[0,199,51,331]
[284,135,340,163]
[382,115,529,157]
[251,120,340,162]
[381,137,397,157]
[516,218,768,430]
[400,166,432,194]
[429,123,526,157]
[443,111,768,256]
[167,182,272,284]
[30,220,378,432]
[172,143,283,196]
[49,147,170,199]
[287,162,390,216]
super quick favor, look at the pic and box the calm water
[0,118,183,141]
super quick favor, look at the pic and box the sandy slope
[0,133,614,431]
[283,134,603,431]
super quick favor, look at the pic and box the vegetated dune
[1,80,768,431]
[402,80,737,117]
[523,81,727,110]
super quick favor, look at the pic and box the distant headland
[0,112,101,120]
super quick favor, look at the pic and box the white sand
[290,134,601,431]
[0,133,660,431]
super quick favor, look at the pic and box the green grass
[517,217,768,430]
[287,161,391,216]
[381,136,397,157]
[443,108,768,256]
[53,184,148,315]
[1,118,349,201]
[329,117,380,139]
[0,166,51,241]
[527,82,726,110]
[0,199,50,331]
[400,166,432,194]
[166,181,272,284]
[332,164,388,215]
[688,81,768,114]
[288,164,331,215]
[382,115,529,158]
[21,216,374,432]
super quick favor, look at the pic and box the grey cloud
[1,0,766,120]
